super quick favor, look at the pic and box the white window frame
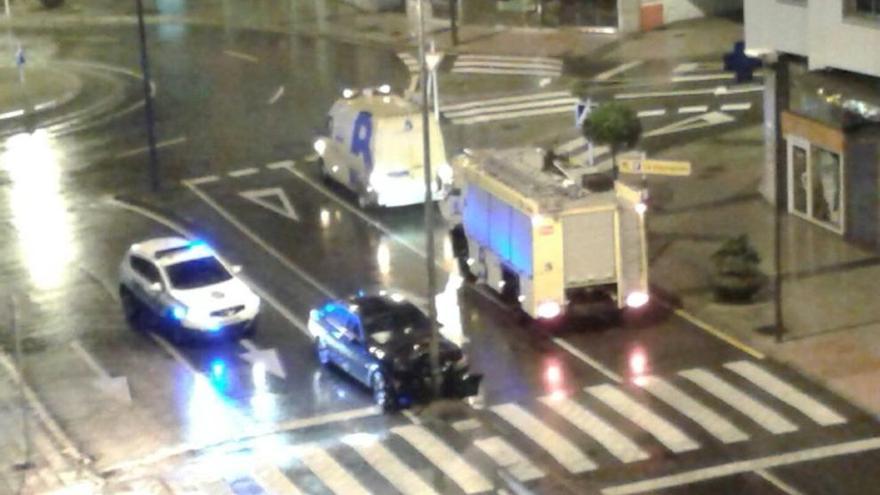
[786,135,845,235]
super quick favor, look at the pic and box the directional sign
[240,339,287,380]
[575,98,593,127]
[619,156,692,176]
[239,187,299,221]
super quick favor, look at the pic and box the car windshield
[362,303,430,343]
[165,256,232,289]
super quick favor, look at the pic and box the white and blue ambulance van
[313,87,449,208]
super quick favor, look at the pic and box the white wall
[745,0,880,78]
[660,0,739,24]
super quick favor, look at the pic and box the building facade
[746,0,880,248]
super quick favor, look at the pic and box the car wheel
[371,371,395,411]
[119,286,143,329]
[315,338,331,366]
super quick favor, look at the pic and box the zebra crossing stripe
[724,361,846,426]
[454,60,561,70]
[251,465,304,495]
[298,444,371,495]
[456,54,562,66]
[588,384,700,453]
[452,67,562,77]
[491,403,596,473]
[679,369,798,434]
[475,436,545,482]
[539,396,649,463]
[443,91,572,112]
[344,434,441,495]
[640,376,749,444]
[445,96,578,119]
[391,424,494,494]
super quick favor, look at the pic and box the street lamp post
[425,41,443,122]
[417,0,441,398]
[135,0,160,192]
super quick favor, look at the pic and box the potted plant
[710,234,764,303]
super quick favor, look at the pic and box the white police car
[118,237,260,342]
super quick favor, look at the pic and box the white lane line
[615,88,716,99]
[452,67,561,77]
[601,437,880,495]
[474,436,544,482]
[228,167,259,178]
[637,109,666,118]
[268,85,285,105]
[672,62,699,74]
[223,49,259,63]
[446,97,578,119]
[457,54,562,65]
[150,334,199,374]
[187,175,220,185]
[454,60,561,70]
[640,376,749,444]
[267,159,295,170]
[114,136,187,159]
[552,337,622,383]
[298,445,370,495]
[720,102,753,112]
[451,104,574,125]
[452,418,482,432]
[70,340,112,380]
[724,361,846,426]
[671,73,734,83]
[272,405,381,431]
[251,465,305,495]
[490,403,596,473]
[678,105,709,114]
[539,396,648,463]
[594,60,643,81]
[183,180,336,298]
[0,108,24,119]
[442,91,571,111]
[679,368,797,434]
[756,469,804,495]
[345,435,441,495]
[391,424,494,494]
[715,84,764,95]
[587,384,700,453]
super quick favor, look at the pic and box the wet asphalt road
[0,19,877,495]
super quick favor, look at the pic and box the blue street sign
[575,98,592,127]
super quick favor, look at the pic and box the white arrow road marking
[239,187,300,221]
[268,85,285,105]
[70,340,131,404]
[240,338,287,380]
[644,111,735,138]
[594,60,643,81]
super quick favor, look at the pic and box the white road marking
[345,435,441,495]
[724,361,846,426]
[714,84,764,95]
[0,108,24,119]
[475,436,544,482]
[672,62,699,74]
[114,136,187,159]
[615,88,718,99]
[239,187,300,221]
[452,67,562,77]
[251,465,304,495]
[637,109,666,118]
[539,395,648,463]
[640,376,748,444]
[70,340,112,380]
[391,424,494,494]
[298,444,370,495]
[490,403,596,473]
[644,111,735,138]
[239,338,287,380]
[150,334,199,374]
[272,405,381,431]
[756,469,803,495]
[184,180,334,297]
[678,105,708,114]
[679,368,797,434]
[587,384,700,453]
[456,54,562,65]
[267,160,295,170]
[228,167,259,178]
[671,73,734,83]
[720,102,753,112]
[602,437,880,495]
[452,418,482,432]
[450,102,575,125]
[442,90,571,111]
[454,60,561,70]
[268,85,285,105]
[552,337,622,383]
[223,49,259,63]
[186,175,220,185]
[594,60,643,81]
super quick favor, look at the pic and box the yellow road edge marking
[671,306,765,360]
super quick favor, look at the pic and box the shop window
[787,137,844,233]
[846,0,880,18]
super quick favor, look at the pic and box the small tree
[581,102,642,179]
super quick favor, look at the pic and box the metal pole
[135,0,160,192]
[449,0,458,46]
[772,59,788,344]
[11,296,31,471]
[418,0,441,398]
